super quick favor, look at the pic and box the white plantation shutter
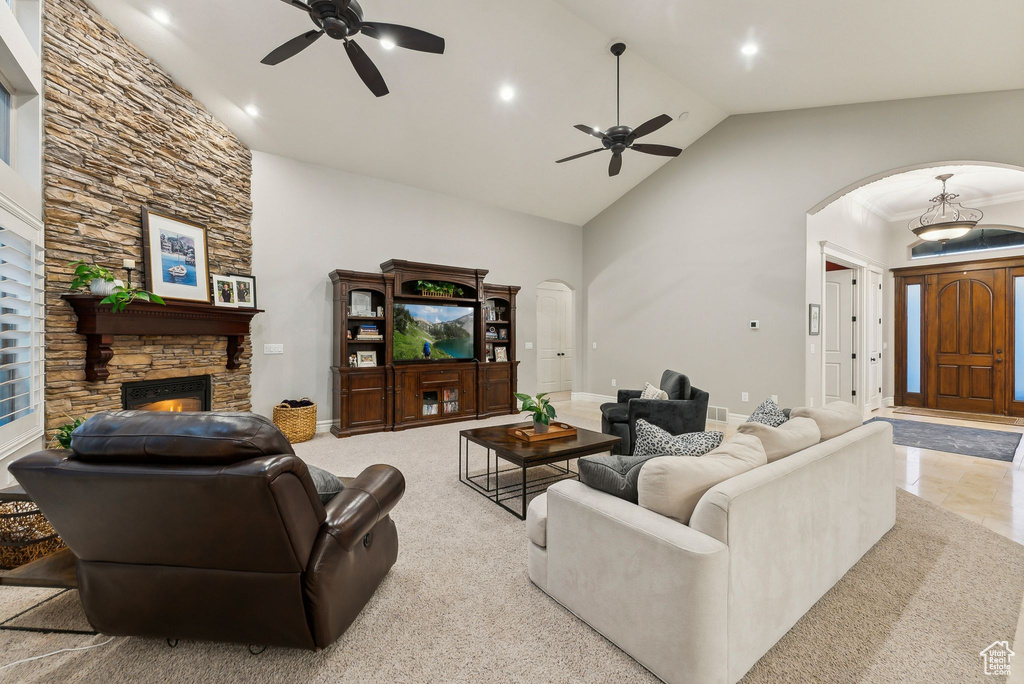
[0,222,43,445]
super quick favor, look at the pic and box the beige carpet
[1,415,1022,683]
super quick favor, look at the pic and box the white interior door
[825,269,856,404]
[536,282,573,393]
[867,270,883,411]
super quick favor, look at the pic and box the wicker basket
[0,501,66,570]
[273,398,317,444]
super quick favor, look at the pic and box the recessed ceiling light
[244,104,260,118]
[151,8,171,25]
[499,85,515,102]
[741,43,759,56]
[379,38,396,50]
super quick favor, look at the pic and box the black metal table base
[459,435,578,519]
[0,588,97,635]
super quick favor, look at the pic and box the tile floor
[553,398,1024,546]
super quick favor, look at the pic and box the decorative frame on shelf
[809,304,821,336]
[141,207,210,304]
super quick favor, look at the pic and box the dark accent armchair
[10,411,405,650]
[600,370,709,455]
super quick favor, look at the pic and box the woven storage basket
[0,501,66,570]
[273,398,317,444]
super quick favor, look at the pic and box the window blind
[0,226,42,428]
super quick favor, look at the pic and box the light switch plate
[771,394,778,404]
[264,344,284,355]
[741,392,749,402]
[524,342,533,350]
[592,341,598,349]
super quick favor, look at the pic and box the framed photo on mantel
[142,207,211,303]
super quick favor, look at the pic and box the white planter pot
[89,279,123,296]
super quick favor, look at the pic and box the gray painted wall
[582,89,1024,414]
[250,151,583,423]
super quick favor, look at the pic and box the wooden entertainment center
[329,260,520,437]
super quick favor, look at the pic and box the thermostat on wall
[749,320,760,330]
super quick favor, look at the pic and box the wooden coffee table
[459,423,619,519]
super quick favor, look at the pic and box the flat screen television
[393,303,475,361]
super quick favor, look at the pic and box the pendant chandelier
[908,173,983,243]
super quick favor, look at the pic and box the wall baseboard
[571,392,616,403]
[883,397,895,408]
[316,419,334,434]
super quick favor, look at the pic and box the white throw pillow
[637,433,767,524]
[790,401,862,441]
[640,382,669,400]
[747,398,788,427]
[736,417,821,462]
[633,419,723,457]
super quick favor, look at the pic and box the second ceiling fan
[557,43,682,177]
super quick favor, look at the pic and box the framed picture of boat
[141,207,211,303]
[211,274,236,307]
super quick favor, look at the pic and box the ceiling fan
[557,43,682,177]
[261,0,445,97]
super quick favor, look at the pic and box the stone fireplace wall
[43,0,253,431]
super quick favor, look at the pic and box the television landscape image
[393,304,475,361]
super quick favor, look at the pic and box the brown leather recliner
[10,411,405,650]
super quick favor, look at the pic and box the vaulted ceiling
[88,0,1024,225]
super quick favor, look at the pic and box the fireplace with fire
[121,375,212,412]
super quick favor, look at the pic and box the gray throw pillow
[306,463,343,504]
[633,419,724,457]
[578,453,663,503]
[747,398,788,428]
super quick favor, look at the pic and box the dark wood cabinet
[330,260,519,436]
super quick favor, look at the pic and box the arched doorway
[536,280,574,397]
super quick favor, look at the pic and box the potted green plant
[515,392,556,434]
[68,260,121,297]
[416,280,465,298]
[101,285,165,313]
[49,416,85,450]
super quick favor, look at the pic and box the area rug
[1,416,1022,683]
[867,417,1023,462]
[894,406,1024,427]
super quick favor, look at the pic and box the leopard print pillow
[633,419,724,457]
[747,398,788,428]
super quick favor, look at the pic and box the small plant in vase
[68,260,120,296]
[101,285,165,313]
[515,392,556,434]
[416,280,465,298]
[49,416,85,450]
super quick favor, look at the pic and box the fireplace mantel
[62,294,263,382]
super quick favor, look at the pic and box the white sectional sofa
[527,421,895,684]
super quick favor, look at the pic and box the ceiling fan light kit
[262,0,445,97]
[908,173,983,243]
[556,43,683,177]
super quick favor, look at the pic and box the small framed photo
[232,274,257,308]
[498,328,508,341]
[495,346,508,363]
[348,353,358,367]
[356,351,377,368]
[485,342,493,361]
[211,273,236,307]
[809,304,821,336]
[142,207,210,303]
[350,291,372,316]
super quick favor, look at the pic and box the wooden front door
[894,256,1024,416]
[926,269,1006,413]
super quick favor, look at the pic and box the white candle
[123,258,136,269]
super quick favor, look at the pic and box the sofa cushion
[633,419,723,458]
[71,411,295,465]
[578,452,663,503]
[637,433,767,524]
[527,494,548,547]
[746,398,788,428]
[599,402,628,424]
[736,417,821,463]
[640,382,669,400]
[306,464,344,504]
[791,401,861,441]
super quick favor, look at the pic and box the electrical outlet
[810,343,816,354]
[771,394,778,404]
[611,379,617,387]
[524,342,533,350]
[592,341,598,349]
[810,397,815,407]
[741,392,749,402]
[263,344,284,355]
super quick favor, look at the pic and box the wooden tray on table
[507,422,578,443]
